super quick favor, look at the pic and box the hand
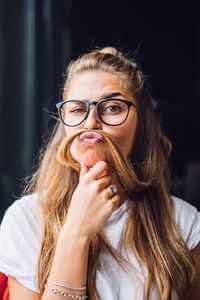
[63,161,120,240]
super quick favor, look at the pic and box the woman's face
[64,70,138,166]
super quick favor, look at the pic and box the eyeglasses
[56,99,136,127]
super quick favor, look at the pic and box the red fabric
[0,273,9,300]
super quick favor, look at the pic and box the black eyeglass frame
[56,98,136,127]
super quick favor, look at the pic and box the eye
[100,100,125,114]
[70,107,87,113]
[63,102,87,115]
[105,105,122,113]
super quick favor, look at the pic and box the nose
[83,106,101,130]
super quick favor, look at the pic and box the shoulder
[0,193,43,292]
[1,193,42,234]
[0,192,43,246]
[171,196,200,250]
[4,192,41,215]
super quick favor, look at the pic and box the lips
[79,131,104,145]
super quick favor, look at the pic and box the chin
[81,151,107,167]
[71,143,110,167]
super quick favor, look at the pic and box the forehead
[65,70,134,101]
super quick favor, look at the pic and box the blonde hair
[23,47,195,299]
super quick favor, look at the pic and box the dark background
[0,0,200,218]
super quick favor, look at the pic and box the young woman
[0,47,199,300]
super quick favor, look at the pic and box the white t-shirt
[0,194,200,299]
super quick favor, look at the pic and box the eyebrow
[101,92,126,100]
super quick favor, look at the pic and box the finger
[102,185,118,200]
[79,162,89,180]
[110,195,120,211]
[96,175,112,191]
[107,185,117,198]
[109,195,121,211]
[84,161,109,181]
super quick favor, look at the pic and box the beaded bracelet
[47,278,87,291]
[45,284,88,299]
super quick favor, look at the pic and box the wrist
[60,222,92,246]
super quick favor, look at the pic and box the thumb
[79,162,89,180]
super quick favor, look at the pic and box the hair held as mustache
[57,130,159,195]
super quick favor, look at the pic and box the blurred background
[0,0,200,218]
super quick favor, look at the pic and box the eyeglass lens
[60,100,129,126]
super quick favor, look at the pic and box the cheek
[64,127,78,137]
[116,132,135,155]
[64,127,69,136]
[113,121,137,156]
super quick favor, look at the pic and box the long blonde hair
[23,47,195,299]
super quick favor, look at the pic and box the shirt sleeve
[172,196,200,250]
[0,194,42,292]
